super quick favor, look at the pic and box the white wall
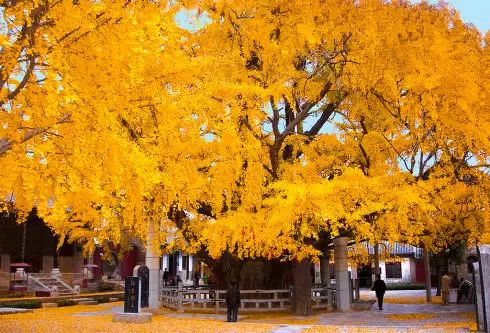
[376,258,413,284]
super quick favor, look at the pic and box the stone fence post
[177,289,183,313]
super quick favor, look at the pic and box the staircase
[29,275,76,296]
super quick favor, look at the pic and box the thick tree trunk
[320,257,329,284]
[292,259,312,316]
[423,248,432,302]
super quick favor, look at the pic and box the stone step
[41,303,58,308]
[77,300,98,305]
[71,298,94,302]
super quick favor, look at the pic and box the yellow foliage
[0,0,489,261]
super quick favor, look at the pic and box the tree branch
[0,113,72,156]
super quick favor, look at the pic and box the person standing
[441,273,451,305]
[162,268,169,286]
[372,274,387,310]
[457,277,472,304]
[226,281,240,322]
[176,274,183,288]
[194,271,200,286]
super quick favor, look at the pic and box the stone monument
[124,276,140,313]
[113,276,152,323]
[137,265,150,308]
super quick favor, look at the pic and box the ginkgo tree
[1,0,489,316]
[173,0,490,314]
[0,0,213,255]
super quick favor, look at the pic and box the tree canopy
[1,0,489,262]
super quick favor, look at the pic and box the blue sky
[430,0,490,33]
[175,2,490,35]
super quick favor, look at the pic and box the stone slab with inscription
[124,276,140,314]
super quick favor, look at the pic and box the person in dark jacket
[457,278,472,304]
[162,268,169,286]
[226,281,240,322]
[372,274,387,310]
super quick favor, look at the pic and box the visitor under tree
[226,281,240,322]
[372,274,386,310]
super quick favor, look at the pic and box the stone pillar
[73,246,84,273]
[87,254,94,280]
[189,255,193,281]
[351,265,360,301]
[200,262,204,281]
[145,220,160,309]
[334,237,350,311]
[476,245,490,332]
[42,255,54,273]
[0,254,10,272]
[473,262,485,332]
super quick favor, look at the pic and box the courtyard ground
[0,290,476,333]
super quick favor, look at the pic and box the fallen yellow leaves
[427,321,478,331]
[302,327,405,333]
[384,313,435,321]
[0,303,478,333]
[242,312,321,325]
[383,296,442,304]
[0,305,276,333]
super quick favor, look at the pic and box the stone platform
[112,312,152,323]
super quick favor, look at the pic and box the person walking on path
[226,281,240,322]
[372,274,386,310]
[441,273,451,305]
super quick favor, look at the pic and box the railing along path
[161,286,335,313]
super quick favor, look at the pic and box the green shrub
[97,284,115,292]
[0,291,34,299]
[1,300,42,309]
[386,284,426,290]
[56,299,76,307]
[93,296,110,303]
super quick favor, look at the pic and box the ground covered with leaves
[0,301,478,333]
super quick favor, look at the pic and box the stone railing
[28,273,84,287]
[161,286,335,313]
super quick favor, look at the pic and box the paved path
[269,325,310,333]
[71,290,475,332]
[0,307,33,315]
[74,304,123,316]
